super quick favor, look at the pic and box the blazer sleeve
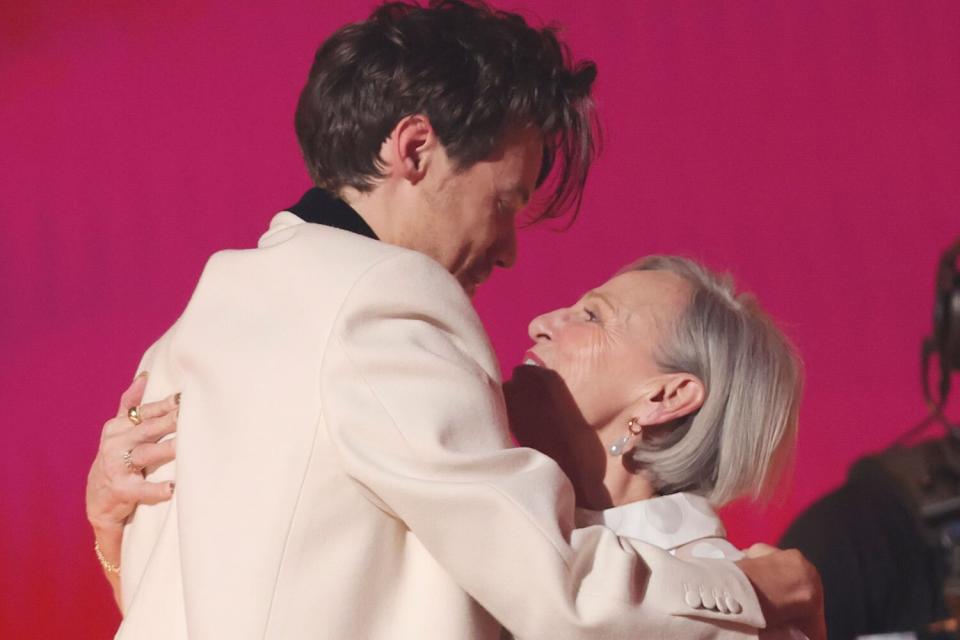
[320,250,765,640]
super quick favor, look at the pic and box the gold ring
[127,405,143,425]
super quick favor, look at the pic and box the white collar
[575,493,726,551]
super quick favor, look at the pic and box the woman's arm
[85,373,179,608]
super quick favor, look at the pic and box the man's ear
[384,114,437,185]
[633,373,705,427]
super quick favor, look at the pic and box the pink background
[2,1,959,636]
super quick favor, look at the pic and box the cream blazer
[117,212,766,639]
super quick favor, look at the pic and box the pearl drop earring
[608,417,643,456]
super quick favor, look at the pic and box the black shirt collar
[287,188,378,240]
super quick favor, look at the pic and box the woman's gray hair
[622,256,802,507]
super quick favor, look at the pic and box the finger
[135,480,176,506]
[128,439,176,471]
[116,372,149,418]
[101,413,134,441]
[133,411,178,444]
[137,392,180,422]
[743,542,779,558]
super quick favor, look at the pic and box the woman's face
[524,270,692,428]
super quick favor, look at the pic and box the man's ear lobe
[392,114,435,185]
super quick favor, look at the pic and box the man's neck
[339,186,400,247]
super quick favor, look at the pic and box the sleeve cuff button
[684,588,703,609]
[725,594,742,614]
[700,587,717,610]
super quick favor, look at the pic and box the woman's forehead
[598,270,692,316]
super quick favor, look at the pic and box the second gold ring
[127,405,143,426]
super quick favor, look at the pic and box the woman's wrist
[89,516,124,537]
[94,539,121,574]
[91,521,124,573]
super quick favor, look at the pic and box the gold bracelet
[94,540,120,574]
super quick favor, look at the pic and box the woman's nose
[528,310,562,341]
[528,314,550,341]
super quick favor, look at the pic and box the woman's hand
[86,373,179,530]
[85,373,179,606]
[736,546,826,640]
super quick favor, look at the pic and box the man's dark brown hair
[294,0,598,223]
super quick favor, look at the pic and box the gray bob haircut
[622,256,802,507]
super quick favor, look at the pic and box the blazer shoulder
[193,218,415,301]
[258,213,403,267]
[336,248,483,332]
[254,216,472,316]
[326,247,499,384]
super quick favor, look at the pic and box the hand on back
[85,374,179,535]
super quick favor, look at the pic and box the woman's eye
[584,308,599,322]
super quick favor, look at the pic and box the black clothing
[287,188,378,241]
[780,455,950,639]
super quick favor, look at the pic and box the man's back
[119,214,505,638]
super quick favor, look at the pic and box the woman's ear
[633,373,705,426]
[382,114,436,185]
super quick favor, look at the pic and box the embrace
[85,2,823,638]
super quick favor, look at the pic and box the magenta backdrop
[2,1,959,636]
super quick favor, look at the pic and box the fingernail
[135,371,149,380]
[174,392,181,405]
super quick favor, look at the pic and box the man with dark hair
[90,2,822,638]
[294,0,596,224]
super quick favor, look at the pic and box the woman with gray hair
[506,254,804,636]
